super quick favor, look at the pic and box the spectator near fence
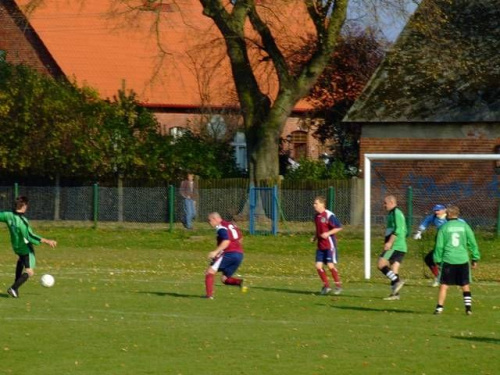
[180,173,198,229]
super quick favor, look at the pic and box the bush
[285,158,348,180]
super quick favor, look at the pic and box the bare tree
[22,0,441,183]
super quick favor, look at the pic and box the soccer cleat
[392,280,405,295]
[383,294,400,301]
[434,308,443,315]
[7,288,18,298]
[431,279,440,287]
[465,309,472,316]
[203,295,214,300]
[239,280,248,293]
[333,287,343,295]
[320,286,332,295]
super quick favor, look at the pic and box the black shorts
[18,252,35,269]
[379,250,406,265]
[439,263,470,286]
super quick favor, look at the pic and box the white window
[207,115,226,140]
[231,132,247,171]
[169,127,188,139]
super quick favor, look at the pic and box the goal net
[363,153,500,279]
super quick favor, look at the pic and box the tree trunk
[246,116,282,184]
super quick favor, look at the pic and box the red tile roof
[15,0,312,111]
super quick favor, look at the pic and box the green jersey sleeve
[465,224,480,261]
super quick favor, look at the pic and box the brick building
[0,0,329,172]
[345,0,500,225]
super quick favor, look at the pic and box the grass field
[1,224,499,375]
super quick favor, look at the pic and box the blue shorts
[210,252,243,277]
[316,249,337,264]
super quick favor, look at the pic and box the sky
[346,0,420,41]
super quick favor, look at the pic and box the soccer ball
[40,274,55,288]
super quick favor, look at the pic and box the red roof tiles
[13,0,312,111]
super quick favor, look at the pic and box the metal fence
[1,177,498,234]
[0,179,360,233]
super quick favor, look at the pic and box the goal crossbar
[363,153,500,279]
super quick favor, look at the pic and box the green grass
[1,225,499,375]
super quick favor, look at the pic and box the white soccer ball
[40,274,55,288]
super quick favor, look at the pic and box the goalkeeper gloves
[413,231,422,240]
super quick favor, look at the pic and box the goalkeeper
[413,204,447,287]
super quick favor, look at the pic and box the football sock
[223,277,242,286]
[15,260,24,281]
[381,266,399,282]
[329,268,341,288]
[12,272,29,290]
[205,274,214,297]
[463,291,472,311]
[317,269,330,287]
[430,265,439,277]
[424,251,435,269]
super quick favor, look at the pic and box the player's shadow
[251,286,361,298]
[332,305,423,314]
[451,336,500,345]
[0,293,10,299]
[251,286,319,296]
[138,291,201,299]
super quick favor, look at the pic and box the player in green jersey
[433,205,480,315]
[378,195,407,300]
[0,196,57,298]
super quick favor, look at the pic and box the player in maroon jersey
[312,196,343,295]
[204,212,246,299]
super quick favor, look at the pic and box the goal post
[363,153,500,279]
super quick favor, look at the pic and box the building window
[169,126,188,139]
[231,132,247,171]
[290,130,308,160]
[207,115,226,140]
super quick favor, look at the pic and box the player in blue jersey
[413,204,447,287]
[204,212,246,299]
[312,196,343,295]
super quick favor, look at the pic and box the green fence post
[327,186,335,212]
[169,185,174,233]
[497,200,500,238]
[14,182,19,198]
[93,183,99,229]
[406,186,413,236]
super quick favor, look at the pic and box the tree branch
[297,0,348,97]
[247,5,291,86]
[199,0,270,116]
